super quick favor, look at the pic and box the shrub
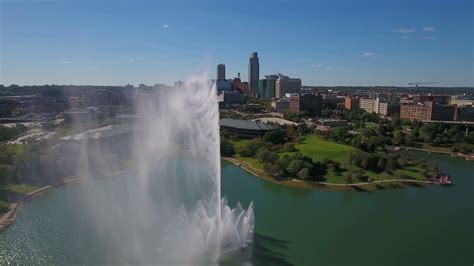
[283,143,297,152]
[220,139,235,157]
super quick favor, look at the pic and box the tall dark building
[217,64,225,80]
[248,52,259,95]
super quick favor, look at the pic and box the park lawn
[324,171,346,183]
[394,165,434,181]
[235,156,264,171]
[230,139,251,149]
[6,184,40,195]
[420,143,451,154]
[8,144,26,154]
[364,122,377,129]
[291,135,354,162]
[0,200,9,212]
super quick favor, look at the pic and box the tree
[263,129,287,144]
[360,156,369,170]
[220,139,235,157]
[236,139,267,157]
[256,148,279,163]
[264,163,284,179]
[376,157,387,172]
[343,172,352,186]
[297,168,310,181]
[0,164,15,184]
[283,143,297,152]
[385,157,399,172]
[286,160,303,175]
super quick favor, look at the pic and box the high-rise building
[217,64,225,81]
[248,52,259,95]
[258,75,278,99]
[275,74,301,98]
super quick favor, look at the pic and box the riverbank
[0,176,89,231]
[0,167,141,231]
[223,157,442,192]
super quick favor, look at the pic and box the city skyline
[1,0,473,87]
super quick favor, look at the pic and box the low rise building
[413,94,451,105]
[219,118,279,139]
[455,105,474,122]
[289,94,323,117]
[217,92,246,108]
[344,96,359,110]
[400,102,432,121]
[316,119,348,127]
[64,107,101,125]
[323,96,345,110]
[378,102,401,117]
[400,102,455,121]
[359,98,376,113]
[271,98,290,112]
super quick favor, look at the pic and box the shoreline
[222,157,443,192]
[0,168,139,232]
[0,176,88,231]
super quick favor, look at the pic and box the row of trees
[262,153,326,181]
[0,124,28,142]
[323,109,474,153]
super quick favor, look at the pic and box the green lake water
[0,151,472,265]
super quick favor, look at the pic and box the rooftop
[220,118,279,131]
[60,124,135,141]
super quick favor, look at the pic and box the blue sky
[1,0,473,86]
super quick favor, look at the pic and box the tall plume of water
[65,72,254,264]
[131,73,254,262]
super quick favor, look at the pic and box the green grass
[0,200,9,211]
[236,156,264,171]
[289,135,354,162]
[8,144,26,154]
[6,184,40,195]
[230,139,251,149]
[229,135,435,186]
[364,122,377,129]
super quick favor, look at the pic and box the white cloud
[127,58,134,62]
[422,26,435,32]
[162,24,169,29]
[59,60,70,64]
[324,67,334,71]
[361,52,376,58]
[417,36,436,40]
[402,35,411,39]
[308,64,323,68]
[392,28,415,33]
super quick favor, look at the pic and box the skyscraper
[248,52,259,95]
[217,64,225,80]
